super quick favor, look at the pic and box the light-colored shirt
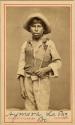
[17,37,62,80]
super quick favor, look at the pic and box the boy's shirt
[17,37,62,79]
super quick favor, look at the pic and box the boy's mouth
[34,33,40,35]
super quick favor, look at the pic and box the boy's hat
[23,13,51,34]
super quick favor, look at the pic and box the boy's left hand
[35,67,51,77]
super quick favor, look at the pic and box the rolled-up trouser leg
[33,77,50,110]
[24,77,36,110]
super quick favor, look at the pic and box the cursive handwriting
[6,110,69,122]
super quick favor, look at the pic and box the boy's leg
[24,77,36,110]
[33,77,50,110]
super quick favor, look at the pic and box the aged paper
[0,1,75,125]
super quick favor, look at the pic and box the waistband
[26,73,38,81]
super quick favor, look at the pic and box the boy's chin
[33,34,42,39]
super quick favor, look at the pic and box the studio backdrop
[6,6,71,110]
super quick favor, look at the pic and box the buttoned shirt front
[17,37,61,80]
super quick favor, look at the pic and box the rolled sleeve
[48,40,62,77]
[49,60,62,77]
[17,41,27,79]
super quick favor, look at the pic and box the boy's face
[30,23,44,39]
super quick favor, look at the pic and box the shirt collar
[28,37,49,47]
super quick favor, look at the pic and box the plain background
[6,6,71,110]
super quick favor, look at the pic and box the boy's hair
[29,17,43,25]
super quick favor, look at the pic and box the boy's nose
[35,26,38,31]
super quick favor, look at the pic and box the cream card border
[0,1,75,125]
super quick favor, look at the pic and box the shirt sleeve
[48,40,62,77]
[17,41,27,79]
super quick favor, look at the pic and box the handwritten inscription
[6,110,70,122]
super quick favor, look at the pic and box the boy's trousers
[24,76,51,110]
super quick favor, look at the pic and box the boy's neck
[32,35,43,42]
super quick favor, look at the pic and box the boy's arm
[17,42,27,99]
[17,41,27,79]
[48,40,62,77]
[19,76,27,99]
[36,40,62,77]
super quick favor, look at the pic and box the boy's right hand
[21,87,27,99]
[19,76,27,99]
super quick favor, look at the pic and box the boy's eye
[31,25,36,27]
[38,25,42,27]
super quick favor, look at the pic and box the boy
[17,13,62,110]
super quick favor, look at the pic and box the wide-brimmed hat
[23,13,51,34]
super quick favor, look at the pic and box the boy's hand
[19,76,27,99]
[21,87,27,99]
[35,67,51,77]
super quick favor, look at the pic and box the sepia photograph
[6,5,71,111]
[1,1,74,124]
